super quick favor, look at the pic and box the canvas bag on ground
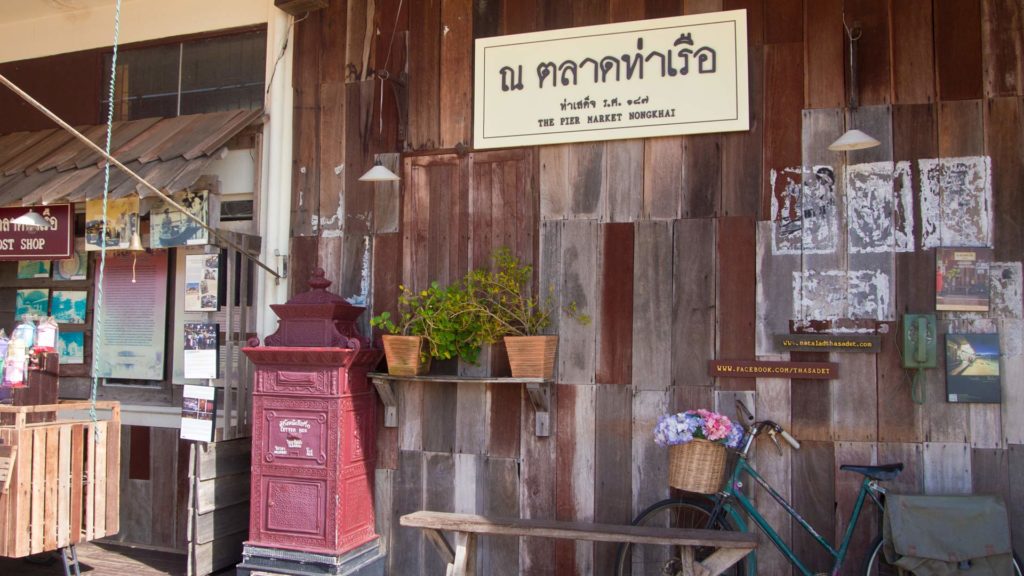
[883,494,1014,575]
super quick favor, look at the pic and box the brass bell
[127,229,144,252]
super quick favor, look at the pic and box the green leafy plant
[370,281,491,364]
[464,247,590,337]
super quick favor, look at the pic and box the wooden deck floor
[0,541,236,575]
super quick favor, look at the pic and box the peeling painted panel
[1000,319,1024,359]
[990,262,1023,320]
[770,166,803,254]
[771,165,838,255]
[893,161,915,251]
[801,166,840,252]
[793,269,847,321]
[847,161,896,253]
[848,269,894,320]
[845,161,915,254]
[919,156,993,248]
[756,221,800,355]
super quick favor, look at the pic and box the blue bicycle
[615,400,1022,576]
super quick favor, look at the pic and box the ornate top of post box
[263,268,368,348]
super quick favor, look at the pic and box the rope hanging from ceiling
[89,0,123,426]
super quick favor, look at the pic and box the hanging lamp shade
[828,129,880,152]
[358,160,400,182]
[12,209,49,228]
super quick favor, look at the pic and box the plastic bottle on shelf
[4,339,26,388]
[11,315,35,349]
[6,317,36,388]
[35,316,59,353]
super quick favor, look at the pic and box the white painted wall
[207,149,257,196]
[0,0,269,64]
[256,8,294,339]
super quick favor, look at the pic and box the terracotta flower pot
[382,335,430,376]
[504,335,557,379]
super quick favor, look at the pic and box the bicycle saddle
[839,463,904,480]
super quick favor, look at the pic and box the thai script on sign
[498,34,718,93]
[278,418,311,434]
[474,11,748,148]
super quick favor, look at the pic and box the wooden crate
[0,401,121,558]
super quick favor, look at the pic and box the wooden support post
[698,547,755,576]
[525,382,551,437]
[450,532,477,576]
[423,527,455,565]
[680,545,696,576]
[372,378,398,427]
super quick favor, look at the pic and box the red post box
[237,270,383,575]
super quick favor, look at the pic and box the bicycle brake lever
[768,429,782,455]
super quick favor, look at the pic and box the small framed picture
[936,247,991,312]
[15,288,49,318]
[945,333,1001,403]
[58,331,85,364]
[17,260,51,279]
[184,253,221,312]
[52,290,88,324]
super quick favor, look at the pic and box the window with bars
[101,29,267,121]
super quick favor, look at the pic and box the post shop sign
[474,10,749,148]
[0,204,73,260]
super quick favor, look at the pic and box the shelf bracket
[525,382,551,437]
[371,378,398,428]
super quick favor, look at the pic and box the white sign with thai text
[473,11,749,148]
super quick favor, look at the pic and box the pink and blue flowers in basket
[654,409,744,449]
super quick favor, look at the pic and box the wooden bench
[400,511,758,576]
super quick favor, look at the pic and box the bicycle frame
[712,451,880,576]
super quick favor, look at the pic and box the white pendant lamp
[828,129,881,152]
[358,160,400,182]
[830,16,880,153]
[12,208,49,228]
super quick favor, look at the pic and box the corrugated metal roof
[0,109,263,207]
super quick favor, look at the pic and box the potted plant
[370,281,491,376]
[653,409,745,494]
[464,247,589,379]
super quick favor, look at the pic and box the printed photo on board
[936,247,991,312]
[945,333,1001,403]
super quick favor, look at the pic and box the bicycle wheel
[864,537,1023,576]
[614,497,749,576]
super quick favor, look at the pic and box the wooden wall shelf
[368,373,552,436]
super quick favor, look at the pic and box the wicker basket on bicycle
[668,438,727,494]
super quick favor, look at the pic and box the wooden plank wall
[289,1,1024,574]
[187,438,251,576]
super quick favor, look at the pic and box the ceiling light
[828,129,881,152]
[358,160,400,182]
[12,209,49,228]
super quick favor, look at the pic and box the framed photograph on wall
[16,260,51,279]
[183,322,219,380]
[180,384,217,442]
[151,189,209,248]
[85,196,139,251]
[51,290,88,324]
[53,238,87,280]
[15,288,49,319]
[945,333,1001,403]
[936,247,992,312]
[58,331,85,365]
[184,253,221,312]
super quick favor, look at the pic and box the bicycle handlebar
[780,429,801,450]
[735,399,800,452]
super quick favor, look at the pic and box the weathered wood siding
[290,1,1024,574]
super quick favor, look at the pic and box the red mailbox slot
[238,270,383,576]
